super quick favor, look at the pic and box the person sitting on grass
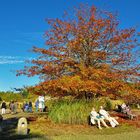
[90,107,109,130]
[99,106,119,127]
[121,103,127,113]
[122,104,135,120]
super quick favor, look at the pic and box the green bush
[105,98,112,111]
[0,91,38,102]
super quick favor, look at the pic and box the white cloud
[0,56,32,64]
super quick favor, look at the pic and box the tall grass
[48,98,111,124]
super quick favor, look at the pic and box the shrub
[105,98,112,111]
[0,92,22,101]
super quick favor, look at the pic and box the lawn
[0,111,140,140]
[28,114,140,140]
[52,131,140,140]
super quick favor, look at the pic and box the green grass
[28,118,140,140]
[52,131,140,140]
[48,98,114,124]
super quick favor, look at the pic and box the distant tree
[13,86,29,98]
[17,4,140,99]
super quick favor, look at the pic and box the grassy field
[0,97,140,140]
[52,131,140,140]
[28,114,140,140]
[0,112,140,140]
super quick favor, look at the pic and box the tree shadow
[0,116,48,140]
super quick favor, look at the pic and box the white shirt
[90,111,99,118]
[38,96,45,102]
[121,103,126,109]
[99,109,109,118]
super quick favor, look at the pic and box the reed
[48,98,110,124]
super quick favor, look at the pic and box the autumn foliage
[17,4,140,99]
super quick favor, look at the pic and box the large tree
[17,4,140,99]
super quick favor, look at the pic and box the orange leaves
[29,62,140,99]
[89,5,96,22]
[17,3,140,99]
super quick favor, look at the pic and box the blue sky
[0,0,140,91]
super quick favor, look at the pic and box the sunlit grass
[48,98,111,124]
[52,130,140,140]
[28,116,139,140]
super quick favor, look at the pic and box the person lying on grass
[99,106,119,127]
[90,107,109,129]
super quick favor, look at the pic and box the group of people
[23,96,46,113]
[0,95,46,115]
[115,103,132,115]
[22,101,33,112]
[1,100,18,115]
[120,103,136,119]
[90,106,119,129]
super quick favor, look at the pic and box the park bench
[115,105,138,120]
